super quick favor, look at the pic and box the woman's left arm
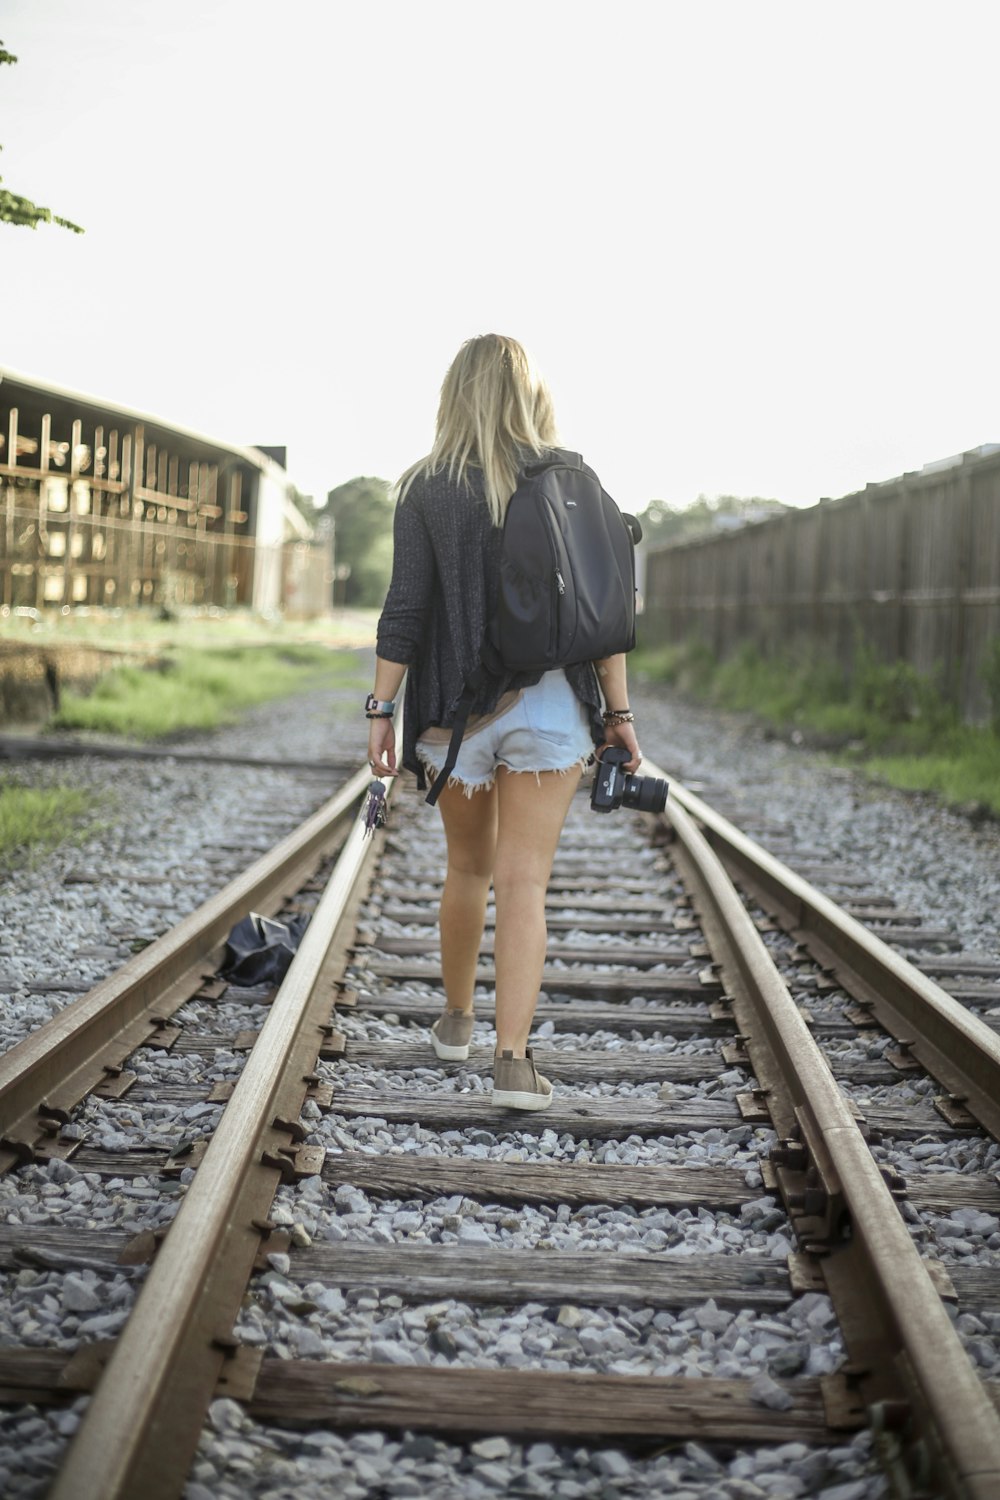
[594,652,641,772]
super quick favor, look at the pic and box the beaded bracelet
[602,708,635,726]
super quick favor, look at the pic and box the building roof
[0,365,286,478]
[0,365,313,540]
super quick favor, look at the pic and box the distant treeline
[314,477,781,609]
[635,494,785,547]
[293,477,392,608]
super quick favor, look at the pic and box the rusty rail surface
[48,768,396,1500]
[662,771,1000,1142]
[649,758,1000,1500]
[0,767,369,1169]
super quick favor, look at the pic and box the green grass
[865,735,1000,810]
[632,636,1000,815]
[0,784,94,864]
[51,642,366,739]
[0,604,380,654]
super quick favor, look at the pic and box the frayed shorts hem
[416,751,592,800]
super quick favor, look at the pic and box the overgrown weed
[51,643,364,739]
[633,633,1000,815]
[0,784,97,865]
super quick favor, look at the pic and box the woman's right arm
[369,496,436,776]
[367,655,407,776]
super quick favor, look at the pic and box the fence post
[950,462,973,712]
[895,475,911,664]
[812,499,827,654]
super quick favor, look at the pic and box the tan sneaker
[492,1047,553,1111]
[430,1008,475,1061]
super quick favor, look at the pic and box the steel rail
[49,768,395,1500]
[0,767,369,1167]
[650,760,1000,1500]
[661,770,1000,1141]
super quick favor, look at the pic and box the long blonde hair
[395,334,559,525]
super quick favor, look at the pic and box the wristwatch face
[365,693,379,712]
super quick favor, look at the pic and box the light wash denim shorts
[416,670,594,796]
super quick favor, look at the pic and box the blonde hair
[395,334,559,525]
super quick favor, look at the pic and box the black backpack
[426,450,641,805]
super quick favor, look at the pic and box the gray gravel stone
[60,1275,100,1314]
[0,674,954,1500]
[749,1371,795,1411]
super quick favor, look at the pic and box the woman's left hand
[600,719,641,773]
[368,718,399,777]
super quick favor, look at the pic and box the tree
[287,486,319,526]
[323,476,394,607]
[1,43,83,233]
[637,493,786,548]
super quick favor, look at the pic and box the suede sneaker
[492,1047,553,1111]
[430,1008,475,1061]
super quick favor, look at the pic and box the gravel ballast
[2,666,997,1499]
[638,689,1000,961]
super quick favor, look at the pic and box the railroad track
[1,750,999,1498]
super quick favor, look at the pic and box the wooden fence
[642,446,1000,724]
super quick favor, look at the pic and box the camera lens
[621,773,668,814]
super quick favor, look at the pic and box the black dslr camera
[590,745,669,815]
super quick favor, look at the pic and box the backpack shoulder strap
[520,448,583,479]
[424,664,493,806]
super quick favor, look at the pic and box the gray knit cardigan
[375,462,605,786]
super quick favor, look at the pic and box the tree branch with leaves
[0,41,83,233]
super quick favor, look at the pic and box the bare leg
[435,780,498,1013]
[493,766,582,1055]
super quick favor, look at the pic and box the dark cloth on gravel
[376,462,604,786]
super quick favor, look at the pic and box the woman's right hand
[599,719,641,773]
[368,717,399,777]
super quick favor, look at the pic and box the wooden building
[0,369,331,615]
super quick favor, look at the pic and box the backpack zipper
[539,498,566,658]
[547,567,560,657]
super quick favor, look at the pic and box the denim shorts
[416,670,594,796]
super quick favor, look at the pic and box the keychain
[361,779,388,836]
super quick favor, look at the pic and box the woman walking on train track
[367,333,640,1110]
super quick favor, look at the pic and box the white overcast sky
[1,0,998,511]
